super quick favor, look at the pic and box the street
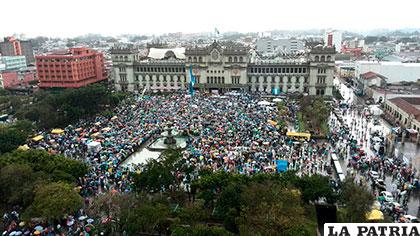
[334,78,420,216]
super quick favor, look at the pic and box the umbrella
[34,226,43,231]
[33,231,41,235]
[87,219,94,224]
[257,101,272,106]
[372,137,381,142]
[273,98,283,102]
[78,216,88,221]
[366,209,384,221]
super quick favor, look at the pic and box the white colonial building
[110,41,335,96]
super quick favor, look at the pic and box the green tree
[87,192,140,234]
[215,183,244,233]
[133,159,176,192]
[177,200,210,226]
[295,174,337,204]
[122,202,171,235]
[237,181,309,236]
[0,164,38,209]
[171,224,234,236]
[0,150,88,180]
[11,119,35,137]
[24,182,83,221]
[338,178,374,223]
[0,127,26,153]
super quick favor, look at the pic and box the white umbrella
[372,137,382,142]
[257,101,272,106]
[273,98,283,102]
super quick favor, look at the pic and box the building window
[317,76,326,84]
[239,57,243,62]
[303,68,307,73]
[119,67,126,72]
[288,77,291,83]
[327,56,332,61]
[199,57,202,63]
[119,74,127,82]
[234,57,238,62]
[315,56,319,62]
[232,76,240,84]
[321,56,325,62]
[229,57,232,63]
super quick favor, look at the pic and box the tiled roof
[361,71,388,81]
[388,97,420,121]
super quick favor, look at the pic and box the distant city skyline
[2,0,420,38]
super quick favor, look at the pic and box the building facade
[324,30,342,53]
[0,56,27,71]
[110,42,335,96]
[384,97,420,133]
[36,48,106,88]
[1,71,36,89]
[0,37,35,64]
[256,38,305,55]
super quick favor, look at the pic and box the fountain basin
[148,136,188,151]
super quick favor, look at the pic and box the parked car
[400,215,419,223]
[380,191,394,202]
[369,170,380,180]
[375,179,387,191]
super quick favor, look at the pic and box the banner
[272,88,281,95]
[275,160,288,173]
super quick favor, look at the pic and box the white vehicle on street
[380,191,394,202]
[369,170,380,180]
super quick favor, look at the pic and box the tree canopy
[23,182,83,221]
[16,83,126,129]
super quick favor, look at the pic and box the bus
[0,114,8,122]
[286,132,311,141]
[332,160,345,183]
[331,153,339,162]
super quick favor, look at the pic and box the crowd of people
[6,91,395,235]
[329,101,420,221]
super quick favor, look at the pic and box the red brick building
[36,48,106,88]
[1,71,36,89]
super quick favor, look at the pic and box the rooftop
[388,97,420,121]
[147,48,185,60]
[361,71,388,80]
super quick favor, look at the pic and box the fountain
[163,126,177,145]
[148,122,188,151]
[121,122,188,167]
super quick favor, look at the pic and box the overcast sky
[2,0,420,38]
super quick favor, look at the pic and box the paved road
[334,79,420,216]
